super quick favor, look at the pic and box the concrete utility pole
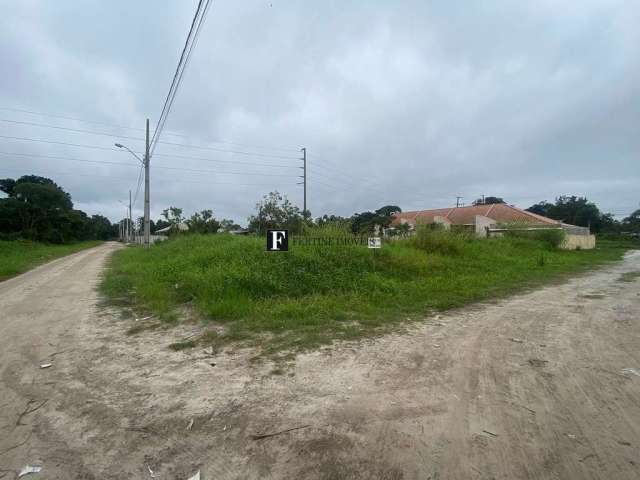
[144,118,151,249]
[125,209,129,243]
[128,189,132,243]
[300,147,307,214]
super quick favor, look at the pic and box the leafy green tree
[375,205,402,217]
[0,175,116,242]
[526,201,551,217]
[0,178,16,196]
[599,213,621,234]
[187,209,220,234]
[622,209,640,232]
[0,178,73,242]
[315,214,351,229]
[89,214,117,240]
[472,196,505,206]
[527,196,615,233]
[351,205,402,234]
[248,191,307,234]
[350,211,378,234]
[161,206,184,226]
[219,218,241,232]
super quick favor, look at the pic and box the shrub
[503,226,565,249]
[408,226,469,255]
[531,229,565,249]
[302,222,352,237]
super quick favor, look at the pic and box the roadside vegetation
[1,175,119,243]
[101,227,631,354]
[0,240,102,281]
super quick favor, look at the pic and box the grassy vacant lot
[101,231,632,353]
[0,239,102,281]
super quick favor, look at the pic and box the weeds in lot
[101,233,629,353]
[408,226,469,255]
[0,240,102,281]
[503,227,566,249]
[168,340,197,351]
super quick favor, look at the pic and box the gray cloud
[1,0,638,224]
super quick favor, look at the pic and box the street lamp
[115,143,144,164]
[114,119,150,249]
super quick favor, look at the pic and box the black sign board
[266,229,289,251]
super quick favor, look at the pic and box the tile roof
[393,203,559,226]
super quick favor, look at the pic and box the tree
[247,191,307,234]
[161,206,184,226]
[472,196,505,206]
[350,211,379,234]
[375,205,402,217]
[0,177,74,242]
[0,178,16,196]
[88,215,118,240]
[186,209,220,234]
[315,214,351,230]
[600,213,621,234]
[527,196,612,233]
[351,205,402,234]
[139,216,163,234]
[526,201,551,217]
[219,218,241,232]
[622,209,640,233]
[0,175,116,242]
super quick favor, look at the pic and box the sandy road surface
[1,243,640,479]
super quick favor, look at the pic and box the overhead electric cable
[0,133,301,161]
[0,106,300,152]
[150,0,212,155]
[0,151,300,177]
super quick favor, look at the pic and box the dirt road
[1,243,639,479]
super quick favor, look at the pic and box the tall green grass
[101,233,627,352]
[0,240,102,281]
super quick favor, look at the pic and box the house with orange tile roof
[391,203,595,249]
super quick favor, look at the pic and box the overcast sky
[1,0,638,224]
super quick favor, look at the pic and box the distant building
[392,204,595,249]
[154,222,189,235]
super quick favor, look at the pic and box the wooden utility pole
[144,118,151,249]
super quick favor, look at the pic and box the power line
[150,0,212,155]
[0,151,301,178]
[0,106,300,153]
[152,151,298,169]
[306,155,388,190]
[0,167,298,189]
[0,118,144,142]
[0,151,132,167]
[132,163,145,208]
[0,134,119,151]
[156,139,300,159]
[0,107,144,132]
[0,129,300,161]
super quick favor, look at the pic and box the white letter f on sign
[270,230,285,250]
